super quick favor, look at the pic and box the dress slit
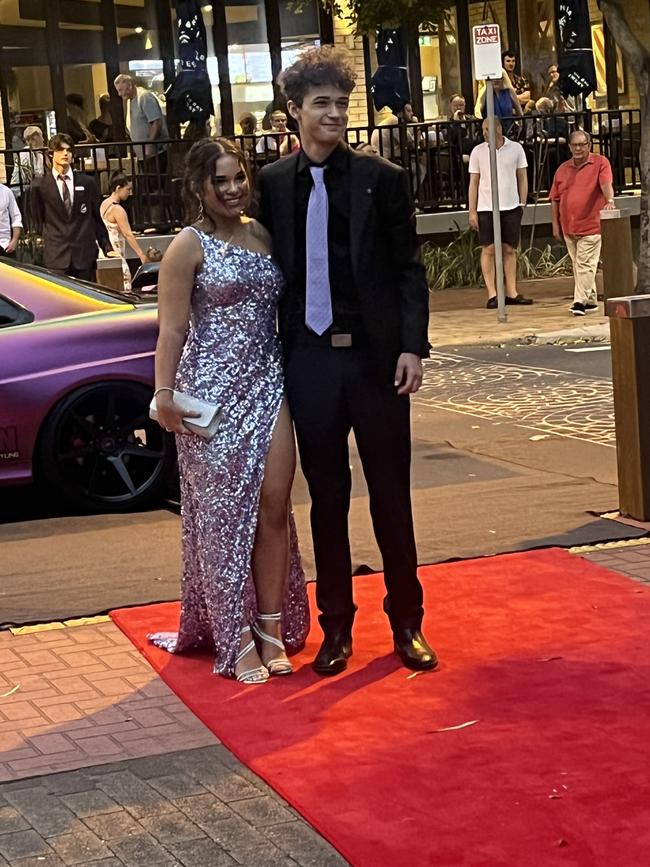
[148,229,309,677]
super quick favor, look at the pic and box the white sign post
[472,24,507,323]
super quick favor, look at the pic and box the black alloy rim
[52,386,167,504]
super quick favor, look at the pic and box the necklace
[219,222,243,255]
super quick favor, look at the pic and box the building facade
[1,0,649,149]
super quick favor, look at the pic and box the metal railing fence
[1,108,641,235]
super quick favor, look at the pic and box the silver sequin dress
[149,226,310,676]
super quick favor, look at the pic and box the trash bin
[606,293,650,520]
[601,209,635,301]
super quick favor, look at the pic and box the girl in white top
[100,174,148,292]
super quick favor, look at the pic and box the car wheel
[38,381,176,512]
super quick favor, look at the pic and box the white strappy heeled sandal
[235,626,269,684]
[253,612,293,676]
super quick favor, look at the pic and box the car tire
[38,381,176,512]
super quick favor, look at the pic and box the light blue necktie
[305,166,333,335]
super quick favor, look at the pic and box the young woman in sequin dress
[150,139,309,683]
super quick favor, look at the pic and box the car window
[0,294,35,329]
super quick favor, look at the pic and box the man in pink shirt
[550,129,616,316]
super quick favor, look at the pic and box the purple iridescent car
[0,259,175,511]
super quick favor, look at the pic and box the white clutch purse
[149,390,222,441]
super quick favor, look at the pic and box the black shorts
[478,207,523,247]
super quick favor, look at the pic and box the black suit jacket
[30,171,111,271]
[257,147,430,369]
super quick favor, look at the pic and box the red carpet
[111,549,650,867]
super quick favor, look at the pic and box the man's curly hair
[278,45,356,107]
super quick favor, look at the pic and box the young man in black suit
[258,46,437,675]
[30,133,112,281]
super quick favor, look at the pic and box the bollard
[600,209,635,301]
[606,294,650,520]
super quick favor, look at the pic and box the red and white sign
[472,24,502,79]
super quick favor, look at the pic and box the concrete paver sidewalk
[580,538,650,584]
[429,279,610,347]
[0,622,345,866]
[3,540,650,864]
[0,746,345,866]
[0,621,214,783]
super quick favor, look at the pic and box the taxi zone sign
[473,24,502,79]
[474,24,500,44]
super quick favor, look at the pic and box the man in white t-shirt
[468,119,532,309]
[0,183,22,257]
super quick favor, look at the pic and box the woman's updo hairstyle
[108,172,130,193]
[182,137,252,226]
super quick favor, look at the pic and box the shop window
[61,66,109,144]
[56,0,107,142]
[223,0,273,133]
[517,0,555,102]
[518,0,650,112]
[279,0,321,93]
[1,3,53,149]
[587,0,649,111]
[118,0,165,93]
[219,0,322,135]
[179,0,290,139]
[419,6,460,120]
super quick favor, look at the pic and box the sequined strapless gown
[149,227,310,676]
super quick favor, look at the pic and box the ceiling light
[135,26,143,33]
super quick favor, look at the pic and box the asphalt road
[4,339,633,625]
[438,341,613,378]
[1,342,615,527]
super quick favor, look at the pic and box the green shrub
[422,229,573,290]
[422,228,482,290]
[516,244,573,279]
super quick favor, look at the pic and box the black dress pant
[285,344,424,635]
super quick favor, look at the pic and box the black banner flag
[556,0,597,97]
[166,0,214,124]
[370,28,411,113]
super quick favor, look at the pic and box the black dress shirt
[290,143,363,340]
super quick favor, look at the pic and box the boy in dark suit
[258,46,437,675]
[30,133,112,281]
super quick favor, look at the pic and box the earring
[196,197,204,222]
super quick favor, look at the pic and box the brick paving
[577,540,650,585]
[0,746,346,866]
[0,622,347,865]
[3,542,650,866]
[0,622,216,783]
[429,281,610,348]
